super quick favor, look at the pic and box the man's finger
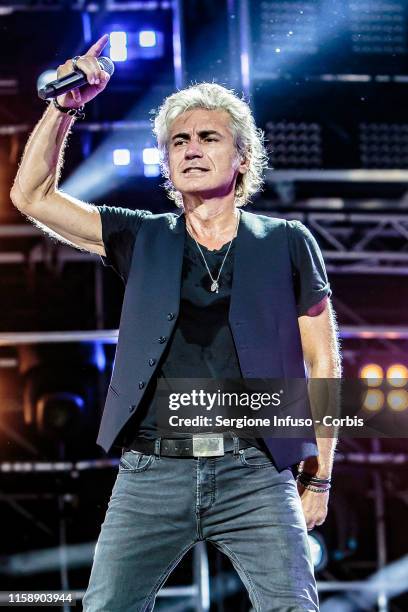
[85,34,109,58]
[72,89,81,104]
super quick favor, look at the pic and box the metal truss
[264,169,408,183]
[0,1,172,13]
[0,121,152,136]
[4,206,408,275]
[1,326,408,350]
[255,210,408,275]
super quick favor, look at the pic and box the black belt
[125,433,254,457]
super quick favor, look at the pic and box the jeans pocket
[119,450,155,473]
[239,446,275,469]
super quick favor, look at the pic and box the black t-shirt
[125,231,247,446]
[97,206,332,450]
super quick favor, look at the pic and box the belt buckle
[192,434,225,457]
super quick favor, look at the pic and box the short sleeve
[96,205,151,283]
[287,220,332,316]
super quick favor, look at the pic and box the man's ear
[238,150,250,175]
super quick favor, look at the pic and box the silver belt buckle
[192,434,225,457]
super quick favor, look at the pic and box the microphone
[38,56,114,100]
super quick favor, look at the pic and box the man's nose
[184,141,203,159]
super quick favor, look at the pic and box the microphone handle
[38,70,88,100]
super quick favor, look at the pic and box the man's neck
[184,202,240,243]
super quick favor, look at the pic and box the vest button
[129,405,136,413]
[158,336,167,344]
[167,313,175,321]
[148,358,156,366]
[138,381,145,389]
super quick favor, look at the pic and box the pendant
[211,280,219,293]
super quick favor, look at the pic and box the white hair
[152,82,269,208]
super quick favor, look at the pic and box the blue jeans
[83,439,319,611]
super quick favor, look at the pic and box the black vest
[97,209,318,470]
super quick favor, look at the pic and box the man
[12,35,341,612]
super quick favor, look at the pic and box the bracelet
[297,474,331,490]
[304,476,331,484]
[302,484,331,493]
[52,97,85,120]
[297,476,331,487]
[298,472,331,484]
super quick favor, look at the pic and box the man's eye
[174,140,185,146]
[205,137,217,142]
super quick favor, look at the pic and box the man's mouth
[182,167,210,174]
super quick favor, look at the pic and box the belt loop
[231,432,239,456]
[154,437,161,457]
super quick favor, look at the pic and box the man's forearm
[11,103,75,207]
[302,436,336,478]
[303,360,342,479]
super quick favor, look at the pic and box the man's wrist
[47,102,76,128]
[50,98,85,120]
[301,457,332,479]
[54,94,83,110]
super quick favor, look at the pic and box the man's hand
[297,482,329,530]
[55,34,110,109]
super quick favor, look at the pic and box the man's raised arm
[10,35,110,256]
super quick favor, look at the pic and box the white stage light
[142,147,160,165]
[139,30,157,48]
[109,32,128,62]
[113,149,130,166]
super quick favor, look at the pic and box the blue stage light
[109,31,128,62]
[93,342,106,372]
[308,532,328,572]
[139,30,157,48]
[142,147,160,177]
[113,149,130,166]
[144,164,161,178]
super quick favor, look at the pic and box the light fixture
[109,31,128,62]
[387,389,408,412]
[113,149,130,166]
[308,532,328,572]
[139,30,157,48]
[386,364,408,388]
[359,364,384,387]
[362,389,384,412]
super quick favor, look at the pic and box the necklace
[187,211,240,293]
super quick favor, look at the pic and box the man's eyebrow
[199,130,223,138]
[170,130,224,141]
[171,132,189,141]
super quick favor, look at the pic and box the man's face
[167,108,246,201]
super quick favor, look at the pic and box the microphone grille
[98,56,115,77]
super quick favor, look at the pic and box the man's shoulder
[141,210,181,224]
[240,209,286,236]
